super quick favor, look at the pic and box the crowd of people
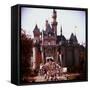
[39,58,63,81]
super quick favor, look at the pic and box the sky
[21,7,86,44]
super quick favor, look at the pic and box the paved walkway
[34,75,67,82]
[32,73,80,82]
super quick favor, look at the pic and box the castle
[31,9,85,72]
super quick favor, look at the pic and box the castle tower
[33,24,41,43]
[51,9,58,35]
[33,24,41,70]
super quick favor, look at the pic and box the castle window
[59,41,62,45]
[49,33,51,37]
[48,42,50,45]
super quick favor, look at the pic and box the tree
[21,29,33,79]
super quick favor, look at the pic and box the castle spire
[33,24,40,37]
[60,26,62,35]
[51,9,58,35]
[74,25,77,36]
[52,9,57,20]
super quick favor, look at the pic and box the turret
[33,24,41,43]
[51,9,58,35]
